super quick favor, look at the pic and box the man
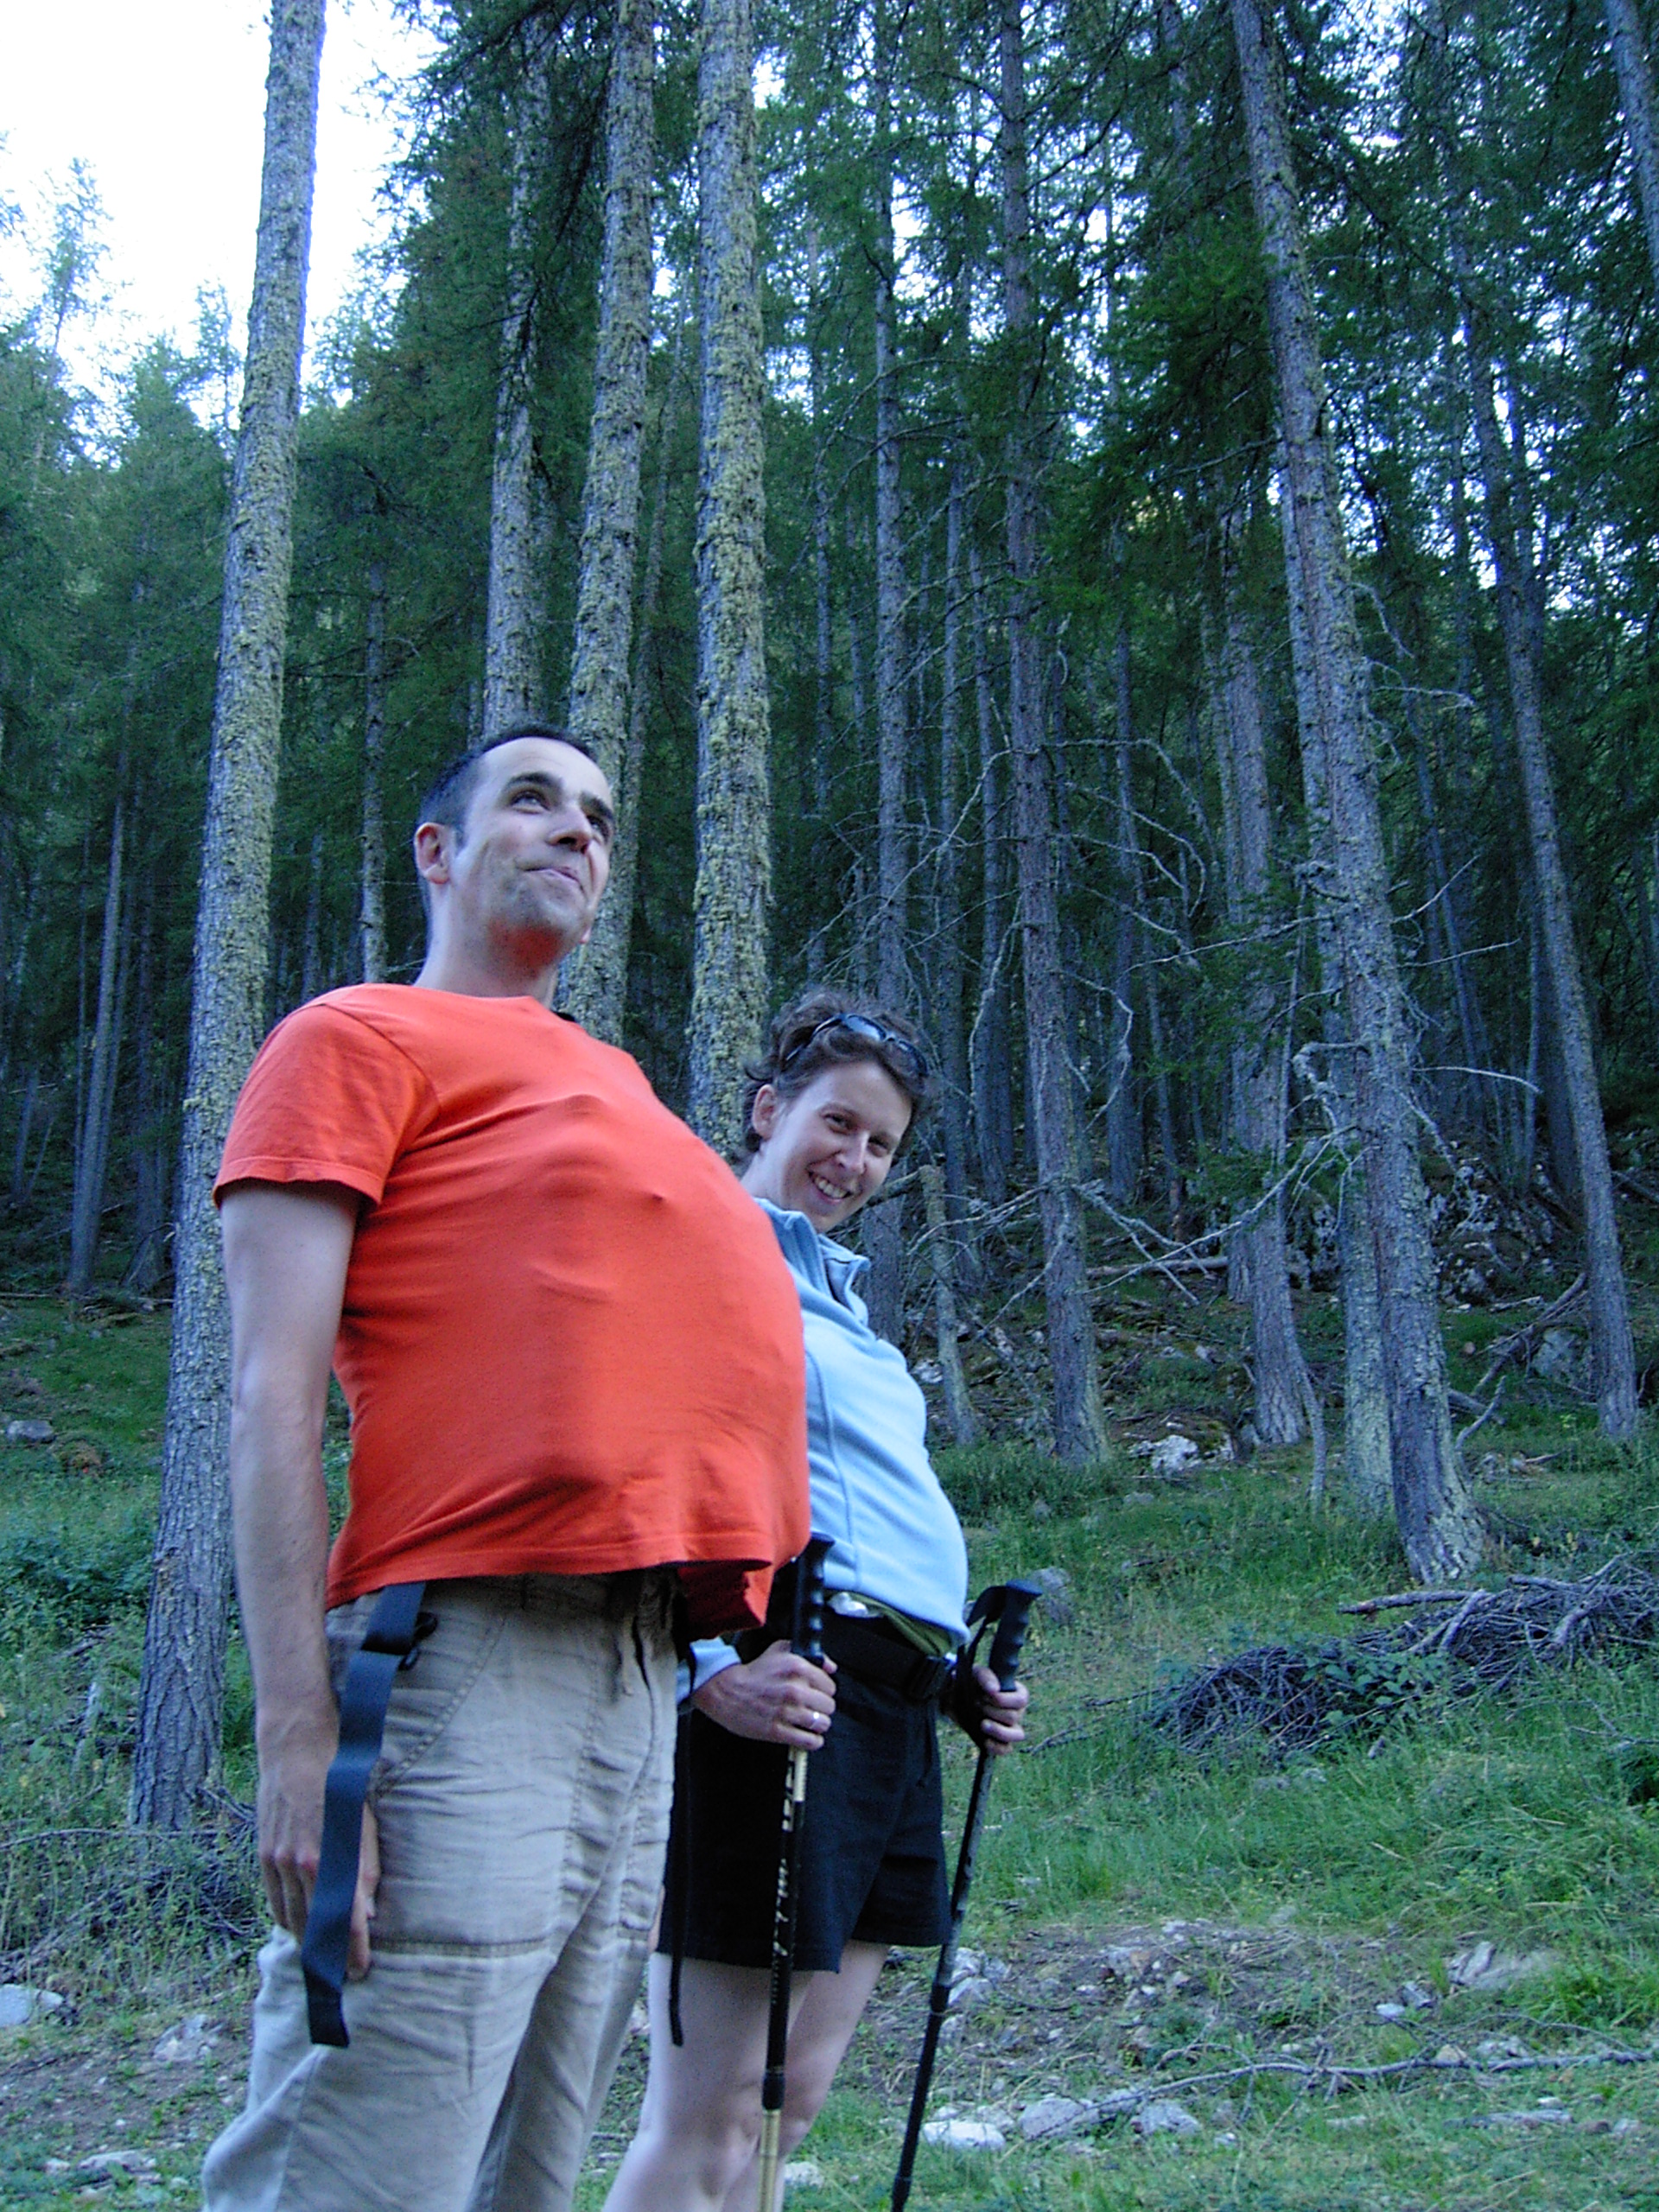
[202,727,810,2212]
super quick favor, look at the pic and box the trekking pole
[756,1535,834,2212]
[890,1580,1040,2212]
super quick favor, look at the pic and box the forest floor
[3,1236,1659,2208]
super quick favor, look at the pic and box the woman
[605,989,1027,2212]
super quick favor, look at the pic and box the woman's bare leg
[602,1945,888,2212]
[716,1942,889,2212]
[602,1955,778,2212]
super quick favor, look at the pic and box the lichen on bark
[687,0,772,1147]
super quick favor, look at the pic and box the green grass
[0,1308,264,2014]
[8,1290,1659,2206]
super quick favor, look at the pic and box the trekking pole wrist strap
[300,1580,431,2049]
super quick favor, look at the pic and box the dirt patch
[0,1917,1626,2199]
[588,1912,1612,2171]
[0,1990,252,2201]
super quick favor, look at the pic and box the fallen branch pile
[1149,1560,1659,1754]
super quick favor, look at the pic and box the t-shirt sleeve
[214,1001,431,1207]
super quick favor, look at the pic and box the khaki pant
[204,1573,677,2212]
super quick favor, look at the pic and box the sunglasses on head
[779,1012,929,1085]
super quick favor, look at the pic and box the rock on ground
[921,2118,1006,2151]
[151,2014,218,2065]
[1135,2099,1201,2138]
[1020,2094,1099,2141]
[0,1986,64,2028]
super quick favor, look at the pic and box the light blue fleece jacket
[691,1198,970,1689]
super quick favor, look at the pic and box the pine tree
[1230,0,1481,1579]
[563,0,657,1039]
[1001,0,1107,1463]
[686,0,772,1146]
[131,0,327,1827]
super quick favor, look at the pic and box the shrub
[0,1508,154,1628]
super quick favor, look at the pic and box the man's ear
[750,1083,779,1143]
[413,821,450,887]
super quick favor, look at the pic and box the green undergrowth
[0,1306,264,2012]
[738,2071,1659,2212]
[3,1295,1659,2204]
[943,1432,1659,1950]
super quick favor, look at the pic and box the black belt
[739,1607,956,1705]
[301,1581,434,2048]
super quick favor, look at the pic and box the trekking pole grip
[987,1580,1040,1691]
[791,1536,833,1663]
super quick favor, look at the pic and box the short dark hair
[418,724,601,842]
[740,988,933,1156]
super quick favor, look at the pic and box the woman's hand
[691,1641,838,1749]
[951,1662,1028,1755]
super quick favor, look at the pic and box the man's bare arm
[221,1181,360,1953]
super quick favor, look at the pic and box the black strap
[668,1710,692,2046]
[301,1581,430,2048]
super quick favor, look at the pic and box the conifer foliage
[2,0,1657,1809]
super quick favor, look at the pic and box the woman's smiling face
[741,1059,914,1232]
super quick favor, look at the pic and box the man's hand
[351,1802,379,1978]
[256,1713,380,1979]
[951,1662,1028,1755]
[691,1640,837,1749]
[256,1702,337,1937]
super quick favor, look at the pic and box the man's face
[426,737,615,968]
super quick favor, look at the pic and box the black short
[658,1664,950,1974]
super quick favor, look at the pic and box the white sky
[0,0,437,411]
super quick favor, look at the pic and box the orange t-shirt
[214,986,810,1630]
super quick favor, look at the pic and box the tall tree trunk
[569,299,687,1042]
[132,0,325,1828]
[1104,613,1141,1202]
[686,0,772,1147]
[73,820,91,1182]
[563,0,657,1039]
[1605,0,1659,302]
[807,220,834,819]
[299,827,324,1004]
[1409,694,1492,1136]
[1216,559,1313,1447]
[922,1160,978,1446]
[1001,0,1106,1463]
[359,558,387,984]
[67,791,125,1296]
[864,25,909,1342]
[937,469,972,1212]
[482,17,556,731]
[1142,921,1179,1219]
[1232,0,1479,1577]
[1112,631,1181,1217]
[1284,523,1393,1516]
[1427,9,1638,1440]
[873,29,907,1001]
[10,1069,35,1210]
[846,508,873,763]
[967,533,1014,1205]
[128,880,170,1293]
